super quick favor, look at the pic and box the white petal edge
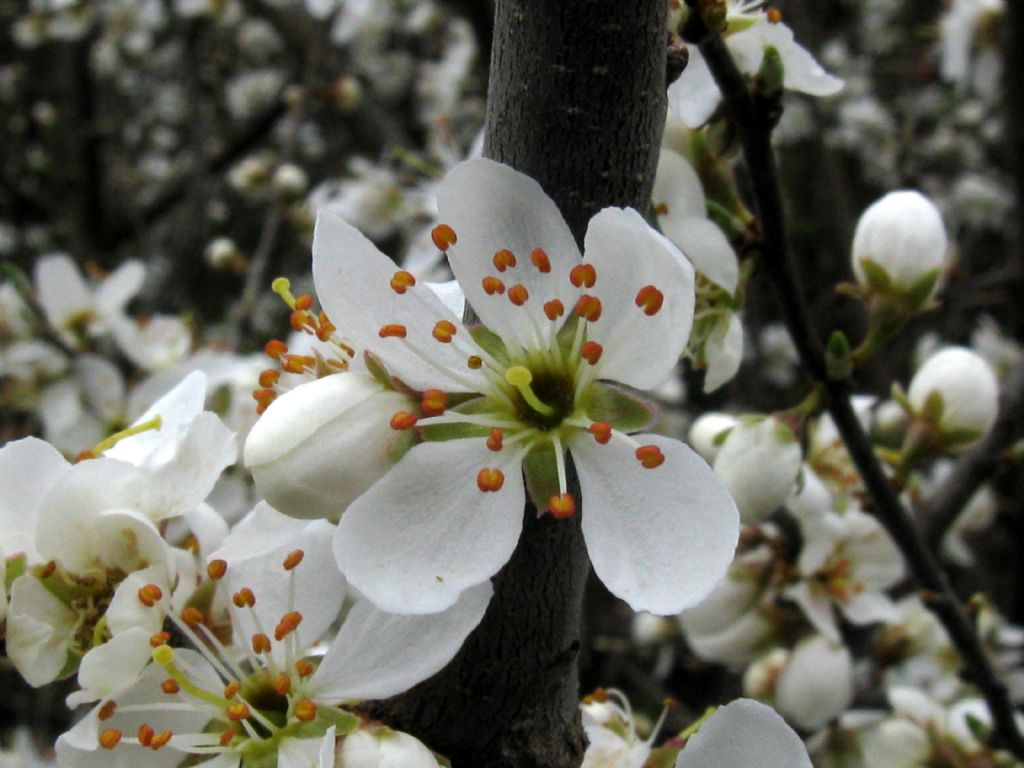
[675,698,812,768]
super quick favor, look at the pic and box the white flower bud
[713,416,802,523]
[774,636,854,731]
[688,412,738,464]
[336,728,440,768]
[742,647,788,699]
[851,190,948,303]
[205,237,241,269]
[908,346,998,437]
[272,163,309,198]
[244,372,416,521]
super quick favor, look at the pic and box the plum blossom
[300,157,738,616]
[669,1,843,128]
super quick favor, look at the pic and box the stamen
[227,702,250,721]
[274,611,303,641]
[476,468,505,492]
[378,324,407,339]
[100,729,122,749]
[149,731,173,750]
[431,224,458,250]
[98,701,118,720]
[580,341,603,365]
[150,631,171,648]
[207,560,227,580]
[589,422,612,445]
[575,295,602,322]
[294,295,313,311]
[487,428,504,452]
[468,355,483,369]
[224,682,242,699]
[390,270,416,294]
[543,299,565,321]
[282,550,304,571]
[530,248,551,273]
[505,366,555,417]
[137,584,163,607]
[635,285,664,316]
[295,659,314,678]
[180,607,205,628]
[138,725,154,747]
[233,588,256,608]
[433,320,456,343]
[161,679,180,694]
[508,284,529,306]
[293,699,317,722]
[274,674,292,696]
[264,339,288,360]
[766,6,782,22]
[421,390,448,415]
[258,369,280,388]
[482,276,506,296]
[252,634,272,654]
[390,412,419,430]
[220,730,236,747]
[635,445,666,469]
[570,263,597,288]
[549,493,576,519]
[153,645,233,710]
[493,249,516,272]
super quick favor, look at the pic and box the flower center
[504,365,575,430]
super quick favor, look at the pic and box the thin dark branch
[688,15,1024,758]
[922,369,1024,550]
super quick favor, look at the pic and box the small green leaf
[581,383,655,432]
[826,330,852,381]
[468,325,510,365]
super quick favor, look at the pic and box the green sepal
[420,396,490,443]
[581,382,656,433]
[858,257,894,293]
[921,391,945,425]
[387,428,416,463]
[965,712,991,745]
[522,442,559,511]
[826,330,852,381]
[4,552,26,593]
[942,427,984,449]
[468,325,510,366]
[903,267,941,311]
[645,745,683,768]
[363,351,395,390]
[756,45,785,99]
[711,426,734,447]
[287,707,360,740]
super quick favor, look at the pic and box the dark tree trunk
[368,2,666,766]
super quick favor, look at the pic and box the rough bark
[367,2,666,766]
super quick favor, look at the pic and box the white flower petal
[582,207,696,390]
[675,699,812,768]
[94,260,146,319]
[312,211,486,393]
[437,158,582,348]
[310,582,491,701]
[34,253,93,331]
[279,730,336,768]
[68,627,154,707]
[667,50,721,128]
[334,438,524,614]
[653,148,707,220]
[5,574,77,686]
[0,436,70,561]
[785,581,841,643]
[775,635,854,731]
[571,433,738,615]
[703,312,744,392]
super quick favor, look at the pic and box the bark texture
[367,2,667,767]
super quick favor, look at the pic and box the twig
[922,369,1024,550]
[686,15,1024,758]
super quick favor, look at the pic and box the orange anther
[149,731,173,750]
[487,428,504,452]
[150,631,171,648]
[589,422,612,445]
[766,6,782,22]
[98,701,118,721]
[274,611,303,641]
[295,294,314,311]
[138,724,154,747]
[295,659,315,678]
[431,224,458,250]
[635,285,664,316]
[258,369,280,388]
[493,249,516,272]
[290,310,310,332]
[580,341,603,365]
[549,493,576,519]
[233,588,256,608]
[39,560,57,578]
[575,295,602,322]
[99,729,122,749]
[467,356,483,369]
[482,276,506,295]
[432,320,456,343]
[180,606,204,627]
[224,681,241,699]
[283,549,304,571]
[294,699,317,722]
[508,284,529,306]
[476,468,505,492]
[227,702,251,722]
[543,299,565,321]
[530,248,551,273]
[220,730,236,747]
[274,674,292,696]
[378,324,407,339]
[138,584,163,607]
[252,633,272,654]
[570,263,597,288]
[253,388,277,411]
[264,339,288,360]
[207,560,227,580]
[281,354,316,374]
[390,270,417,294]
[390,412,419,430]
[161,679,180,694]
[421,390,448,416]
[635,444,665,469]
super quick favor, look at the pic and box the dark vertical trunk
[368,2,666,766]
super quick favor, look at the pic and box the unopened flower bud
[908,347,998,440]
[272,163,309,198]
[335,727,440,768]
[851,191,948,307]
[688,412,738,464]
[713,415,802,523]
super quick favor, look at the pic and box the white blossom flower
[669,2,843,128]
[311,157,738,616]
[675,698,813,768]
[713,415,802,523]
[772,635,855,731]
[581,689,665,768]
[335,728,441,768]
